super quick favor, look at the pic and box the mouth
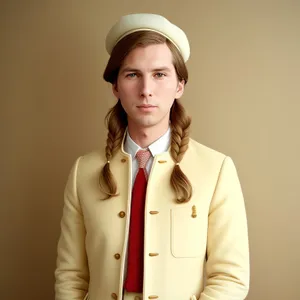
[136,105,157,112]
[137,105,157,108]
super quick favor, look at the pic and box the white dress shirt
[124,127,171,186]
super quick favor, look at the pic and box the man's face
[113,43,185,132]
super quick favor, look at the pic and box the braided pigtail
[99,100,127,199]
[170,99,193,203]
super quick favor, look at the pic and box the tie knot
[136,149,151,169]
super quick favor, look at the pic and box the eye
[155,72,166,78]
[126,73,137,78]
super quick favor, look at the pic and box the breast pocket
[170,205,207,258]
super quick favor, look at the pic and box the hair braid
[170,99,193,203]
[99,100,127,199]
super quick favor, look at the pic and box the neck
[127,123,169,148]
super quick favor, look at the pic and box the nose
[140,76,153,98]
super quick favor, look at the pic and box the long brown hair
[100,31,192,203]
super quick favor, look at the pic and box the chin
[135,119,158,128]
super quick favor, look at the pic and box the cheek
[118,81,139,97]
[159,80,179,96]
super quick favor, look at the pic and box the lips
[136,105,157,112]
[137,105,157,108]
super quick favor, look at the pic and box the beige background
[1,0,299,299]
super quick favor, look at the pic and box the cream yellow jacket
[55,138,250,300]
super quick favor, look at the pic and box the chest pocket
[170,205,207,258]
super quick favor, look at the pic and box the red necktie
[124,149,151,293]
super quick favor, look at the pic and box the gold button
[111,293,117,299]
[121,158,127,163]
[118,211,126,218]
[114,253,120,260]
[134,297,142,300]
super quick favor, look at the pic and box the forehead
[121,43,174,69]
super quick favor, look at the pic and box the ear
[175,80,185,99]
[112,83,119,99]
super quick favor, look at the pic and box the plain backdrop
[1,1,299,299]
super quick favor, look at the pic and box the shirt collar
[124,127,171,158]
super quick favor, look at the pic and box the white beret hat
[105,13,190,62]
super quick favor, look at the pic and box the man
[55,13,250,300]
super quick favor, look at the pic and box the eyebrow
[120,66,172,74]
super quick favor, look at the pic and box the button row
[120,158,168,164]
[118,211,160,218]
[114,203,160,299]
[114,253,159,259]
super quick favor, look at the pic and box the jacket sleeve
[199,156,250,300]
[54,157,89,300]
